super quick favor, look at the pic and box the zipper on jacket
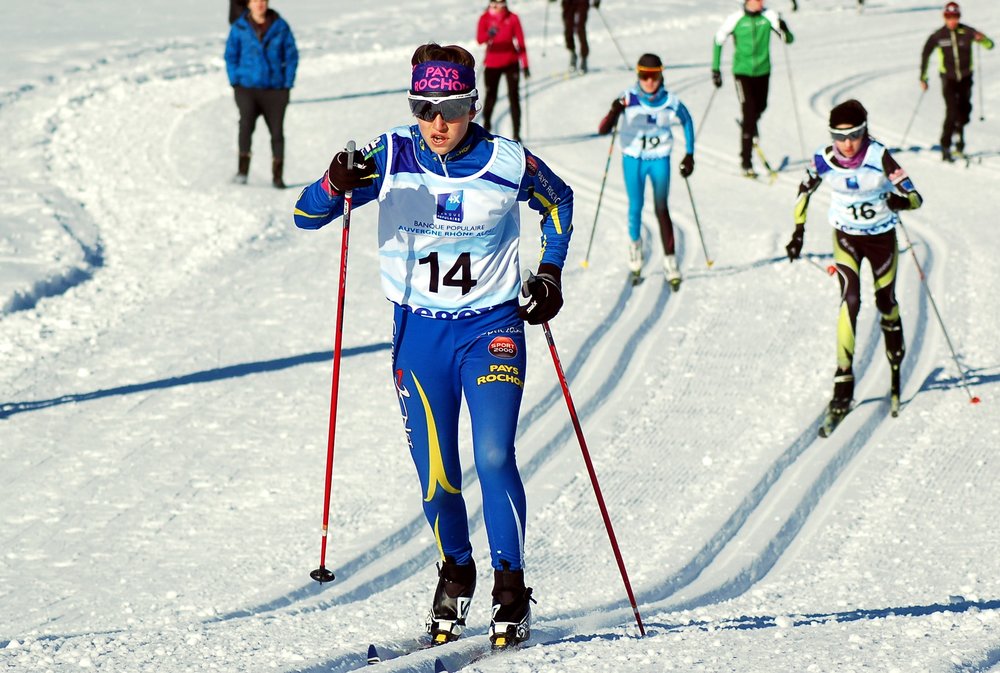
[950,29,962,81]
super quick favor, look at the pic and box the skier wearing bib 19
[783,100,923,436]
[597,53,694,288]
[293,43,574,649]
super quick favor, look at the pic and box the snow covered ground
[2,0,1000,671]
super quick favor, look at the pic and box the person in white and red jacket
[476,0,530,141]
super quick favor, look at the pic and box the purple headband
[411,60,476,95]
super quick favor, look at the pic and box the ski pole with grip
[524,272,646,636]
[897,218,981,405]
[582,123,618,268]
[311,140,358,584]
[682,176,713,268]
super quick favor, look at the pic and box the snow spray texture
[411,61,475,93]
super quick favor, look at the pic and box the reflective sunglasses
[829,122,866,141]
[637,70,662,81]
[408,90,479,122]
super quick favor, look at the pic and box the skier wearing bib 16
[597,53,695,288]
[783,100,923,436]
[293,43,573,649]
[711,0,793,177]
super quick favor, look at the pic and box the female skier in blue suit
[293,43,573,650]
[598,53,695,288]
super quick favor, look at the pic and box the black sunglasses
[408,91,478,122]
[829,123,866,141]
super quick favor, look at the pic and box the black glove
[519,264,563,325]
[779,19,794,43]
[610,98,625,115]
[592,0,600,7]
[487,26,498,38]
[785,225,804,261]
[712,70,722,88]
[327,150,374,193]
[886,193,910,212]
[679,153,694,178]
[522,66,531,79]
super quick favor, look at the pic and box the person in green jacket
[712,0,793,177]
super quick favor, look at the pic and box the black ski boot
[234,152,251,184]
[568,50,577,72]
[819,368,854,437]
[881,317,905,416]
[426,557,476,645]
[489,564,534,649]
[272,158,286,189]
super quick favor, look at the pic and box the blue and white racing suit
[294,124,573,570]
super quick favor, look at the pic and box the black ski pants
[940,76,974,149]
[832,228,901,372]
[562,0,590,59]
[233,86,289,160]
[734,74,770,168]
[482,65,522,140]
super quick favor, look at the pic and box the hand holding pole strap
[311,139,358,584]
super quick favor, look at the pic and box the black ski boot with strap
[426,557,476,645]
[489,563,534,649]
[820,368,854,437]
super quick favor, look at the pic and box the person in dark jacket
[229,0,247,24]
[224,0,298,187]
[919,2,994,161]
[477,0,530,141]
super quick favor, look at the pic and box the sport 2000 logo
[487,336,518,359]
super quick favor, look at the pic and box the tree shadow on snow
[0,343,391,420]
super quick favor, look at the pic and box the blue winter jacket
[224,10,298,90]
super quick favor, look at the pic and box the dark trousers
[940,76,974,149]
[832,228,901,371]
[233,86,289,159]
[482,65,522,140]
[562,0,590,58]
[735,74,770,167]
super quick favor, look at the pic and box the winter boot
[663,254,681,290]
[580,56,588,74]
[941,146,954,163]
[568,50,577,72]
[829,368,854,416]
[627,239,643,274]
[489,565,534,649]
[426,557,476,645]
[234,152,251,184]
[272,158,286,189]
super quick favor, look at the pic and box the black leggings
[482,65,522,140]
[832,228,901,371]
[735,75,770,166]
[562,0,590,58]
[234,86,289,159]
[940,76,974,148]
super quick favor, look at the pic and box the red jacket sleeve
[512,15,529,69]
[476,13,491,45]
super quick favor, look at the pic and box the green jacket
[713,8,793,77]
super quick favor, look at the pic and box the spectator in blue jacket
[224,0,298,188]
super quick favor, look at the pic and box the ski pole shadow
[544,596,1000,646]
[917,364,997,397]
[0,343,391,420]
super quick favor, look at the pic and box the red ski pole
[311,140,357,584]
[537,308,646,635]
